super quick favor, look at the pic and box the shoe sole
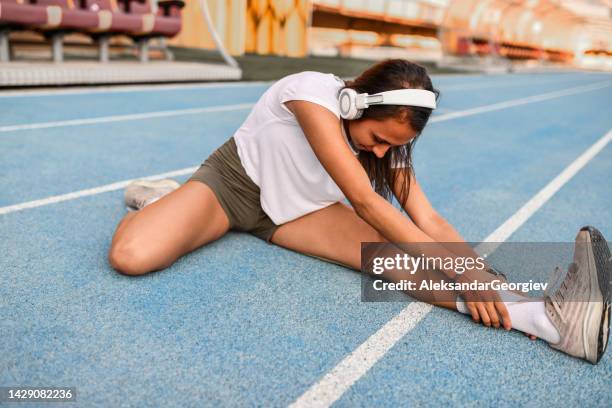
[581,226,611,364]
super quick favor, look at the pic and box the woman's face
[345,117,417,159]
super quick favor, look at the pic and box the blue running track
[1,71,611,407]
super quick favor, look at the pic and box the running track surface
[1,71,611,407]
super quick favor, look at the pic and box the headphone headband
[339,88,436,120]
[363,89,437,110]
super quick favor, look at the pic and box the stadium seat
[77,0,146,62]
[25,0,101,62]
[79,0,144,35]
[0,0,59,61]
[34,0,98,30]
[119,0,184,62]
[0,0,183,63]
[151,0,184,38]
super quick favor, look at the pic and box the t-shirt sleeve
[279,72,342,119]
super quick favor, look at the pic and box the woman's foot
[124,179,181,211]
[545,226,611,364]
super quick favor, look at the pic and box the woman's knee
[108,239,167,276]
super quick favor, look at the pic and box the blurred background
[1,0,611,85]
[1,5,612,405]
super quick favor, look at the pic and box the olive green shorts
[187,137,280,242]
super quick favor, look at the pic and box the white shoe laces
[546,264,579,325]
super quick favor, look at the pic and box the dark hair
[343,59,439,208]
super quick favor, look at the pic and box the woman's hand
[455,269,512,330]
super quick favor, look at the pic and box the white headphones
[338,88,437,120]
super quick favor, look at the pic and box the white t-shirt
[234,71,360,225]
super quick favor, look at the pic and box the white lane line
[1,81,610,216]
[290,302,433,408]
[0,71,593,98]
[0,72,489,98]
[430,80,612,124]
[439,74,596,91]
[0,81,271,97]
[0,103,254,133]
[0,167,197,216]
[480,128,612,251]
[288,128,612,408]
[2,79,609,134]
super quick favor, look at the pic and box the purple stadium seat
[19,0,100,62]
[0,0,60,28]
[74,0,145,62]
[122,0,184,37]
[0,0,59,61]
[0,0,182,62]
[33,0,99,30]
[79,0,143,35]
[111,0,184,62]
[153,0,183,37]
[0,0,53,28]
[78,0,181,62]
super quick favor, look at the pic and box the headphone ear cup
[339,88,361,120]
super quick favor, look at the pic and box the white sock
[456,290,561,344]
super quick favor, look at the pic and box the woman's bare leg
[108,181,230,276]
[270,202,560,341]
[269,202,458,309]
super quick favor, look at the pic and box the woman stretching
[108,59,610,364]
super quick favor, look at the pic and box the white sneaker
[124,179,181,211]
[545,226,611,364]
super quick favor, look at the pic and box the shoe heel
[581,226,612,303]
[596,304,610,364]
[581,226,612,363]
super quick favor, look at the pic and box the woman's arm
[394,169,508,277]
[285,100,468,279]
[392,169,484,260]
[286,100,511,328]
